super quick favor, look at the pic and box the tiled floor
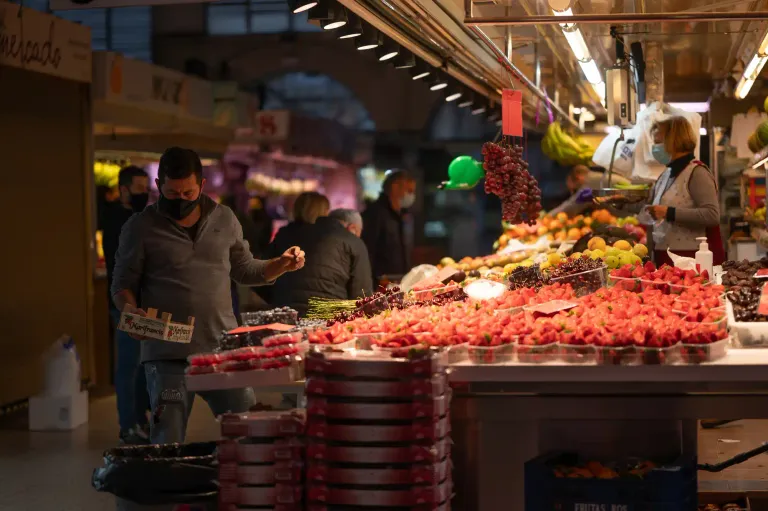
[1,394,768,510]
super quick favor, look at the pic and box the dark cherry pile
[406,287,467,308]
[327,288,406,326]
[723,258,768,322]
[482,141,542,224]
[548,257,606,297]
[508,265,550,290]
[242,306,298,326]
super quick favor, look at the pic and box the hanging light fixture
[429,72,448,91]
[457,91,474,108]
[338,12,362,39]
[375,39,400,62]
[356,24,382,51]
[471,101,488,115]
[286,0,317,14]
[392,50,416,69]
[444,81,463,102]
[408,60,432,80]
[488,109,501,122]
[307,0,333,23]
[321,4,347,30]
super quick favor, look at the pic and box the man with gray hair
[267,207,373,315]
[329,208,363,238]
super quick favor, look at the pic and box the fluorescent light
[553,7,575,29]
[736,76,755,99]
[446,93,462,102]
[667,102,710,113]
[430,82,448,91]
[562,28,590,61]
[591,81,606,104]
[378,51,398,61]
[759,31,768,54]
[471,105,486,115]
[458,98,473,108]
[323,20,346,30]
[700,127,707,136]
[412,71,429,80]
[753,155,768,169]
[580,59,602,84]
[745,54,763,79]
[572,107,582,115]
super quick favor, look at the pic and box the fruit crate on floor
[524,452,697,511]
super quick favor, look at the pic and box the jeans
[110,308,150,432]
[144,360,255,444]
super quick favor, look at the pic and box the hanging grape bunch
[482,141,542,224]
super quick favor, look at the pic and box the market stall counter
[448,352,768,511]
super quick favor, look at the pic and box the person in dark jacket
[361,171,416,281]
[267,208,373,316]
[101,165,151,445]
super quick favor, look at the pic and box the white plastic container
[42,335,81,397]
[695,236,714,279]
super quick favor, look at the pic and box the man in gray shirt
[112,147,305,443]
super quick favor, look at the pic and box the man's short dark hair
[118,165,148,189]
[158,147,203,184]
[382,170,413,194]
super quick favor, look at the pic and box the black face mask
[158,194,200,220]
[129,192,149,212]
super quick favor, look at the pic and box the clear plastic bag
[652,220,671,245]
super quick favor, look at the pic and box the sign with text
[93,52,214,120]
[235,110,291,142]
[0,3,91,82]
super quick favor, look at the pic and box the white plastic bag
[633,103,702,182]
[42,335,81,397]
[592,128,636,178]
[666,249,696,271]
[400,264,439,292]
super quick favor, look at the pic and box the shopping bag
[92,442,218,505]
[592,128,636,178]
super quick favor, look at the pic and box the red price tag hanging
[758,283,768,316]
[502,89,523,137]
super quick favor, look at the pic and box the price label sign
[502,89,523,137]
[758,284,768,316]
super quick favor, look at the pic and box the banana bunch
[542,122,595,167]
[94,161,122,188]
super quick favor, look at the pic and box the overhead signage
[235,110,291,142]
[0,3,91,83]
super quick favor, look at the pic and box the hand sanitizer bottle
[695,236,713,280]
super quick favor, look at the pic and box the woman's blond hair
[652,116,697,156]
[293,192,330,224]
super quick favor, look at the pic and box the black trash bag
[92,442,218,505]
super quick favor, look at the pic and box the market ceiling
[321,0,768,128]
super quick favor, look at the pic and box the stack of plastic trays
[218,410,305,510]
[304,350,453,510]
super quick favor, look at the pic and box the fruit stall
[177,245,768,510]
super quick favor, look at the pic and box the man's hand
[646,205,668,221]
[121,303,148,340]
[264,246,306,281]
[281,246,305,272]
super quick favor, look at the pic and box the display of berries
[482,141,542,224]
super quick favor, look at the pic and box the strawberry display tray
[306,502,451,511]
[218,438,305,463]
[305,375,447,399]
[219,461,304,484]
[307,416,450,443]
[218,484,303,506]
[307,480,452,507]
[307,458,450,486]
[307,438,451,464]
[305,351,445,379]
[220,411,306,438]
[306,394,450,420]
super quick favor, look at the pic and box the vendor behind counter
[549,165,630,217]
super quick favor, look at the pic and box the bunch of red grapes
[482,142,542,224]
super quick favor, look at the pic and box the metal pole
[468,25,579,130]
[465,11,768,26]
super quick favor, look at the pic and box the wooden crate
[118,307,194,343]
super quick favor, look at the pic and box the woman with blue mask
[645,116,724,267]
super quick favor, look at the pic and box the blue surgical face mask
[652,143,671,166]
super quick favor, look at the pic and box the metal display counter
[448,349,768,511]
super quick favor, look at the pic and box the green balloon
[441,156,485,190]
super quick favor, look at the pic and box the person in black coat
[361,171,416,281]
[266,208,373,316]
